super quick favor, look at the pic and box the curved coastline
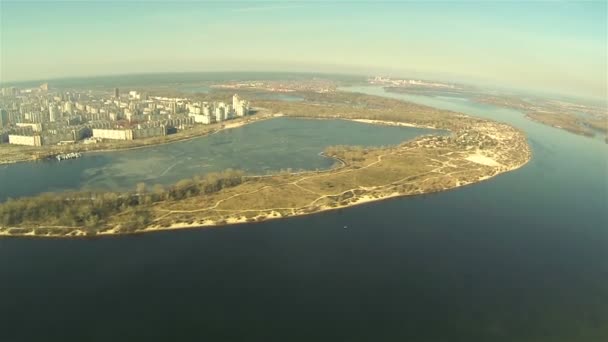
[127,119,531,237]
[0,115,532,238]
[107,154,532,239]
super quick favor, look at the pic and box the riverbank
[0,147,531,239]
[348,118,438,130]
[383,85,608,141]
[102,155,531,237]
[0,91,533,238]
[0,109,275,166]
[0,116,532,238]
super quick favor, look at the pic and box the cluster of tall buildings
[0,84,251,146]
[187,94,250,124]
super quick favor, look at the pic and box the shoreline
[0,114,532,239]
[284,115,440,131]
[111,149,533,236]
[0,151,531,240]
[348,118,438,130]
[0,134,532,239]
[0,115,429,167]
[135,158,533,235]
[0,111,276,166]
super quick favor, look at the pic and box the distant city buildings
[233,94,249,117]
[1,87,18,97]
[49,104,57,122]
[369,76,456,89]
[16,122,42,132]
[0,84,251,146]
[0,109,8,129]
[187,94,250,125]
[128,90,146,100]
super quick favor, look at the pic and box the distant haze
[1,1,606,99]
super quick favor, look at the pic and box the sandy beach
[349,118,437,130]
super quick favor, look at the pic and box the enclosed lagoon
[0,118,438,201]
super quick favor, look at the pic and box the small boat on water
[55,152,82,161]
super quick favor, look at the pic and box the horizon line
[1,69,605,104]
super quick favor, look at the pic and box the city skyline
[0,1,606,99]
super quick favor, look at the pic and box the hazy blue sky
[1,1,606,98]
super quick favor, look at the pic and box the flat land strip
[384,86,607,141]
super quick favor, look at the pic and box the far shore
[348,118,438,130]
[0,111,277,166]
[284,115,440,131]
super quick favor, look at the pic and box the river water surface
[0,86,606,342]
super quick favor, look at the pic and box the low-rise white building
[190,114,213,125]
[93,125,166,141]
[93,128,134,140]
[132,125,166,139]
[9,134,42,146]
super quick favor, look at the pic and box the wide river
[1,86,606,341]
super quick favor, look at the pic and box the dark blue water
[0,86,606,342]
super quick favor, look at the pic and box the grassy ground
[526,112,606,137]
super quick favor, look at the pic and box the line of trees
[0,169,245,235]
[324,145,371,163]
